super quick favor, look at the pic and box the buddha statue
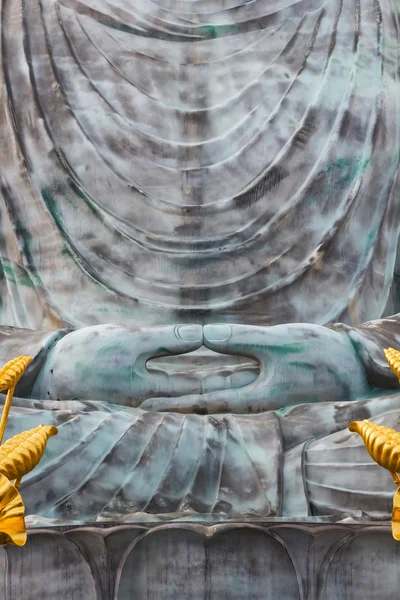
[0,0,399,523]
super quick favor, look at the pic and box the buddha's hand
[31,324,208,406]
[141,323,371,414]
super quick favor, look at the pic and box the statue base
[1,519,399,599]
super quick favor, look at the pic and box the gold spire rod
[383,347,400,383]
[349,418,400,540]
[0,354,58,546]
[0,424,57,547]
[0,356,33,445]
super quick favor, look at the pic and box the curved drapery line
[0,0,397,327]
[104,21,282,65]
[28,2,371,304]
[60,5,317,177]
[50,411,166,514]
[146,0,323,24]
[43,2,321,211]
[28,0,400,302]
[5,401,279,520]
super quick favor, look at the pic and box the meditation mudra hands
[32,323,371,414]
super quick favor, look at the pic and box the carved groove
[0,0,398,328]
[1,523,399,599]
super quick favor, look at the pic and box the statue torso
[0,0,399,329]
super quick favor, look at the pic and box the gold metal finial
[0,355,58,547]
[0,425,58,483]
[349,419,400,540]
[349,420,400,472]
[384,347,400,382]
[0,356,33,445]
[348,346,400,539]
[0,474,26,546]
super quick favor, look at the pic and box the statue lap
[2,352,400,522]
[0,0,399,527]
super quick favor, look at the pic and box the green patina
[355,56,371,70]
[315,155,377,196]
[381,40,400,51]
[76,360,137,383]
[42,186,74,257]
[43,180,100,222]
[1,261,34,288]
[366,229,376,246]
[13,218,34,266]
[68,178,102,219]
[1,263,16,286]
[75,358,134,381]
[156,347,169,356]
[287,361,316,371]
[230,342,304,355]
[199,25,236,39]
[6,217,45,295]
[95,343,128,358]
[323,156,371,177]
[41,186,62,220]
[42,184,111,290]
[274,405,299,416]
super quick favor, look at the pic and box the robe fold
[0,315,399,522]
[0,0,399,521]
[0,0,398,328]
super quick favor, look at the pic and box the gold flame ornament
[0,355,58,546]
[349,419,400,540]
[0,425,58,484]
[348,347,400,540]
[0,474,26,546]
[383,348,400,383]
[0,356,33,446]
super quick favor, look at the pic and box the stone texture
[0,0,400,567]
[0,0,398,329]
[2,522,400,599]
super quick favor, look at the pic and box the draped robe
[0,0,399,522]
[0,0,399,328]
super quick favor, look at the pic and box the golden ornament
[0,355,58,547]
